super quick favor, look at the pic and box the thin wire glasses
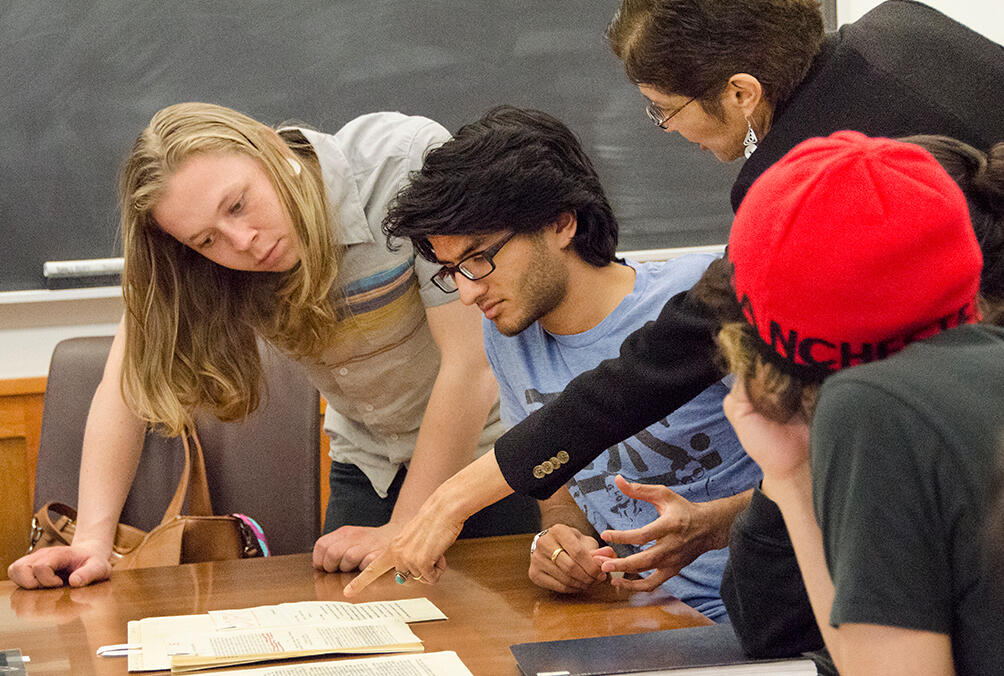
[645,96,696,129]
[430,232,516,293]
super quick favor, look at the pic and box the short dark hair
[607,0,824,117]
[383,106,619,267]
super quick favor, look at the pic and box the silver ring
[529,528,549,554]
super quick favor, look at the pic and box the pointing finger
[343,550,394,598]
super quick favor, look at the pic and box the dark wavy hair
[383,106,619,267]
[903,135,1004,325]
[606,0,824,119]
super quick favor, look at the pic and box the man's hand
[722,378,810,484]
[593,476,751,592]
[7,541,112,589]
[528,524,606,594]
[312,522,401,573]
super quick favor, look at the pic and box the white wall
[837,0,1003,44]
[0,245,726,379]
[0,290,121,379]
[2,1,1001,380]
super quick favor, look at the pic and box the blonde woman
[9,102,536,589]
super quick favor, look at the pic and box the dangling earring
[286,156,302,176]
[743,119,758,159]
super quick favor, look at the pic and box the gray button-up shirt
[296,113,503,497]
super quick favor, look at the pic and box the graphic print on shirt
[483,256,763,619]
[524,386,730,546]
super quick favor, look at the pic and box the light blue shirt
[484,255,761,621]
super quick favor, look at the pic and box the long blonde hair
[120,102,339,435]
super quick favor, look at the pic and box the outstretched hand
[593,475,719,592]
[7,541,112,589]
[343,495,464,598]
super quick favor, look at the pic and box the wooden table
[0,534,711,675]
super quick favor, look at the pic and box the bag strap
[158,426,214,525]
[186,428,213,517]
[29,502,79,550]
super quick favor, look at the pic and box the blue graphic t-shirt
[484,255,761,621]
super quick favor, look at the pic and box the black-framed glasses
[645,96,696,129]
[430,232,516,293]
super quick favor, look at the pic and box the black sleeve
[494,282,722,499]
[721,487,824,658]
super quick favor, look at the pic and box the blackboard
[1,0,747,292]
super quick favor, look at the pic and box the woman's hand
[342,449,515,597]
[312,522,401,573]
[7,540,112,589]
[342,490,463,597]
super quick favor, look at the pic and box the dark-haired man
[384,106,760,620]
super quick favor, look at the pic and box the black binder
[510,623,817,675]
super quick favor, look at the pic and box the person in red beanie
[717,132,1004,672]
[717,131,1004,675]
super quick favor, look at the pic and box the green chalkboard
[2,0,750,291]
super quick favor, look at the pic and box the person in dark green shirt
[718,133,1004,672]
[716,131,1004,675]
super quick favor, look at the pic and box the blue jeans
[323,460,539,537]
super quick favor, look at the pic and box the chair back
[33,336,321,555]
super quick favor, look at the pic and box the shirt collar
[295,127,374,246]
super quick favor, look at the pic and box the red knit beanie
[729,130,982,379]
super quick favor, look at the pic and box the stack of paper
[126,598,447,673]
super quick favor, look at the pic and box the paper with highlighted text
[207,598,445,630]
[126,598,445,672]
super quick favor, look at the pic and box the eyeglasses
[644,96,696,129]
[430,232,516,293]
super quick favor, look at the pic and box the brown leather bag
[28,429,264,568]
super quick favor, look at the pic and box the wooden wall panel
[0,437,32,577]
[0,378,45,579]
